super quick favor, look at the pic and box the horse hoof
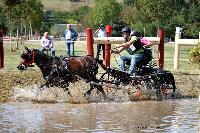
[63,88,68,92]
[84,92,91,98]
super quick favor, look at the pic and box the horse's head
[17,46,35,71]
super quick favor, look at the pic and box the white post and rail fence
[174,27,200,70]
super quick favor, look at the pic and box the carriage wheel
[128,75,163,100]
[154,82,174,100]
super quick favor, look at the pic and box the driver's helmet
[121,27,131,34]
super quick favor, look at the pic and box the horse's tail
[95,58,107,70]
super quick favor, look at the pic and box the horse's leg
[40,82,47,88]
[84,83,95,97]
[96,86,107,99]
[169,73,176,93]
[62,87,73,97]
[40,81,50,89]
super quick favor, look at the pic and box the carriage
[17,47,176,100]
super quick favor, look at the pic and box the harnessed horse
[17,47,106,97]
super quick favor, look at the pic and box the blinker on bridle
[21,49,35,66]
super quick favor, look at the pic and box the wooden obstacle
[86,26,165,70]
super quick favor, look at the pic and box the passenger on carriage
[111,27,152,76]
[41,32,55,57]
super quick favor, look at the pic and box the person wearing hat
[111,27,147,76]
[94,24,107,60]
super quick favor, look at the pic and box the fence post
[158,29,165,70]
[174,27,182,70]
[199,32,200,43]
[86,28,94,58]
[0,26,4,68]
[105,25,112,67]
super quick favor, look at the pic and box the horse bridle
[21,49,35,67]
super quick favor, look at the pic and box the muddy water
[0,99,199,133]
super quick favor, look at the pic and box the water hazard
[0,99,199,132]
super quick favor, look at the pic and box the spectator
[94,24,107,60]
[41,32,55,57]
[64,24,78,56]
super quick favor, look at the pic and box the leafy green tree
[124,0,135,6]
[183,3,200,38]
[70,6,90,23]
[121,0,181,36]
[2,0,22,51]
[0,7,7,33]
[87,0,122,28]
[15,0,43,40]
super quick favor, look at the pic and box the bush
[189,42,200,68]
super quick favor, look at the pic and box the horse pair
[17,47,106,98]
[17,47,177,99]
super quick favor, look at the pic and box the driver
[111,27,148,76]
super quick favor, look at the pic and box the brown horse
[17,47,106,97]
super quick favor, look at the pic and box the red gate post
[86,28,94,58]
[158,29,165,70]
[105,25,112,67]
[0,26,4,68]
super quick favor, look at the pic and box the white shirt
[66,30,72,40]
[41,36,53,48]
[97,29,106,37]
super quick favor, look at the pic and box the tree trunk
[16,27,19,49]
[30,21,32,40]
[24,24,27,41]
[9,10,13,51]
[20,19,23,44]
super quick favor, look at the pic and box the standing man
[94,24,106,60]
[41,32,55,57]
[64,24,78,56]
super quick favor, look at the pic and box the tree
[15,0,43,41]
[87,0,122,29]
[124,0,135,6]
[121,0,181,36]
[2,0,22,51]
[183,3,200,38]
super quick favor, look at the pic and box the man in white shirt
[64,24,78,56]
[95,24,106,59]
[41,32,55,57]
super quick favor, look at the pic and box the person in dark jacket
[64,24,78,56]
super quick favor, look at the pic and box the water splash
[10,80,179,104]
